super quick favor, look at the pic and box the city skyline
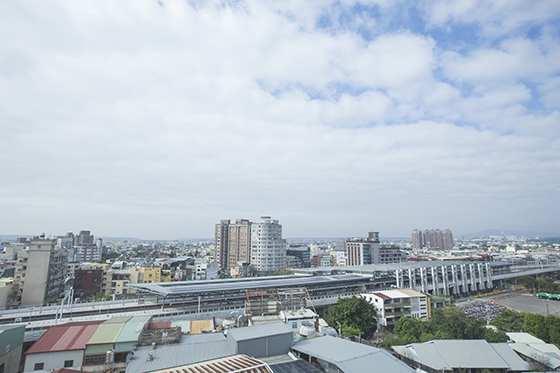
[1,1,559,239]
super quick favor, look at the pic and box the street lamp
[335,321,341,338]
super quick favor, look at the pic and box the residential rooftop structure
[392,339,530,373]
[125,323,293,373]
[23,316,151,372]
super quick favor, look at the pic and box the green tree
[491,310,526,332]
[484,328,508,343]
[536,277,557,293]
[523,313,549,342]
[394,316,426,343]
[325,296,377,338]
[518,276,537,292]
[429,305,471,339]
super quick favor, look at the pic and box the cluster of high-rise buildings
[214,216,287,276]
[411,228,454,250]
[214,220,408,274]
[3,231,105,307]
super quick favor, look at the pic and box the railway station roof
[126,274,370,297]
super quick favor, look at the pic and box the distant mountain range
[458,229,560,239]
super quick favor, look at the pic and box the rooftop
[392,340,529,371]
[291,335,414,373]
[26,321,104,354]
[144,354,273,373]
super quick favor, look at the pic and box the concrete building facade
[250,216,286,276]
[15,237,68,306]
[346,232,406,266]
[214,219,252,271]
[362,289,429,328]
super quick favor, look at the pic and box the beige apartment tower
[214,219,252,271]
[20,236,67,306]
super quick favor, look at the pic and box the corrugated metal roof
[26,321,104,354]
[145,354,273,373]
[125,333,232,373]
[170,320,191,333]
[336,352,414,373]
[87,319,126,344]
[116,316,152,343]
[393,340,513,370]
[227,322,292,341]
[292,336,414,373]
[507,332,546,344]
[489,343,530,371]
[104,316,132,324]
[509,342,560,369]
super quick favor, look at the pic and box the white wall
[24,350,84,372]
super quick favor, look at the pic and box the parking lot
[457,289,560,317]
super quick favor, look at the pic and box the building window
[292,322,298,329]
[34,363,44,370]
[64,360,73,367]
[0,363,4,373]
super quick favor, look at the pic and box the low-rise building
[362,289,429,328]
[24,316,151,372]
[392,340,530,373]
[507,332,560,370]
[291,335,415,373]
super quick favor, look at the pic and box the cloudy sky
[1,0,559,239]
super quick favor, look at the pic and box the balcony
[384,301,411,309]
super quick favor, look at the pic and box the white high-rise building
[250,216,286,276]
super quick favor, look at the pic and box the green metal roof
[116,316,151,343]
[536,292,549,296]
[550,294,560,299]
[104,316,132,324]
[87,319,127,345]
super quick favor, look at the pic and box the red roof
[148,321,171,329]
[26,320,104,355]
[372,292,391,300]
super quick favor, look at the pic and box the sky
[1,0,559,239]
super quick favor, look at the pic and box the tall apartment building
[214,219,252,271]
[74,268,104,297]
[412,228,454,250]
[286,246,311,268]
[12,236,68,306]
[346,232,406,266]
[75,230,94,246]
[69,244,102,263]
[214,220,229,270]
[250,216,286,276]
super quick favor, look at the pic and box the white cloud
[0,0,559,238]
